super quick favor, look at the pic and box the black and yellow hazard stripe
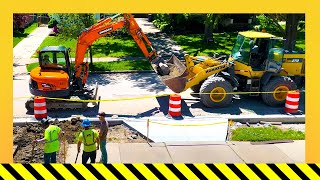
[1,164,320,179]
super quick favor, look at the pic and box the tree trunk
[204,14,214,41]
[284,14,303,51]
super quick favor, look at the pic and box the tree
[264,14,286,35]
[284,14,304,51]
[204,14,214,42]
[204,14,223,42]
[13,14,29,33]
[53,14,95,39]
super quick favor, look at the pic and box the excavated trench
[13,119,146,163]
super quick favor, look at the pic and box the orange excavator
[26,14,162,111]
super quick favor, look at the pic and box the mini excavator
[26,14,162,111]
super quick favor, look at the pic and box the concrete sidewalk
[65,140,305,163]
[13,26,52,76]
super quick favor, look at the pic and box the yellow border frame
[1,0,319,163]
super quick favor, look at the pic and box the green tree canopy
[53,13,95,38]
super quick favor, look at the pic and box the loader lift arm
[73,13,158,89]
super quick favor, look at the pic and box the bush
[152,14,205,34]
[48,18,58,28]
[256,15,278,32]
[298,21,305,31]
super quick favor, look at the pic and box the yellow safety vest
[81,129,98,152]
[44,125,60,153]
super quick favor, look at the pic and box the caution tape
[148,120,227,127]
[13,90,305,102]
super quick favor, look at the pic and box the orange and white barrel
[284,91,300,114]
[168,94,181,117]
[34,96,47,119]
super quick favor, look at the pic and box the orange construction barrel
[284,91,300,114]
[34,96,47,119]
[168,94,181,117]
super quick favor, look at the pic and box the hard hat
[81,119,92,127]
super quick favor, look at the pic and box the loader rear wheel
[191,81,204,93]
[261,76,297,106]
[199,77,233,108]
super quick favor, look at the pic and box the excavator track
[25,98,88,112]
[25,83,98,112]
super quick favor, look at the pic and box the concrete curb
[228,115,305,124]
[14,70,155,77]
[90,70,155,74]
[13,114,305,126]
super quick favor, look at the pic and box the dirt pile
[13,120,146,163]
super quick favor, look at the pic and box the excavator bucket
[152,55,188,93]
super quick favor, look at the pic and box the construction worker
[98,112,109,163]
[77,119,100,164]
[43,55,51,65]
[33,120,62,164]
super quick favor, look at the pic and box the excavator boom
[73,14,158,88]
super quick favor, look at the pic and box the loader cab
[39,46,71,75]
[231,31,281,71]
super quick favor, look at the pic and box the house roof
[239,31,276,38]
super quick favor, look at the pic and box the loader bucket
[152,55,188,93]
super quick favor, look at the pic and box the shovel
[75,151,79,163]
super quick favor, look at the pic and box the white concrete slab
[228,141,294,163]
[274,140,305,163]
[166,143,244,163]
[119,143,172,163]
[124,117,228,142]
[65,143,120,163]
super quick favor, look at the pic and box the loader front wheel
[261,76,297,106]
[199,77,233,108]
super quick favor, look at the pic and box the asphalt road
[13,73,305,118]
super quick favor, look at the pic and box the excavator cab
[29,46,72,98]
[39,46,71,74]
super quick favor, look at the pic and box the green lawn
[33,35,145,58]
[173,31,305,56]
[172,32,238,56]
[231,126,305,142]
[26,60,152,72]
[13,23,38,47]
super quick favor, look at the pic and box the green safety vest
[44,125,60,153]
[81,129,98,152]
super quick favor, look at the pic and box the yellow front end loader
[156,31,304,108]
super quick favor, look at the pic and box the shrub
[48,18,58,28]
[256,14,277,31]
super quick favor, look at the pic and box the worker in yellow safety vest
[33,120,63,164]
[77,119,100,163]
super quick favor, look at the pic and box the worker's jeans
[44,152,56,164]
[100,141,108,163]
[82,150,96,164]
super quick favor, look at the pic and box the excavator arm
[73,13,158,89]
